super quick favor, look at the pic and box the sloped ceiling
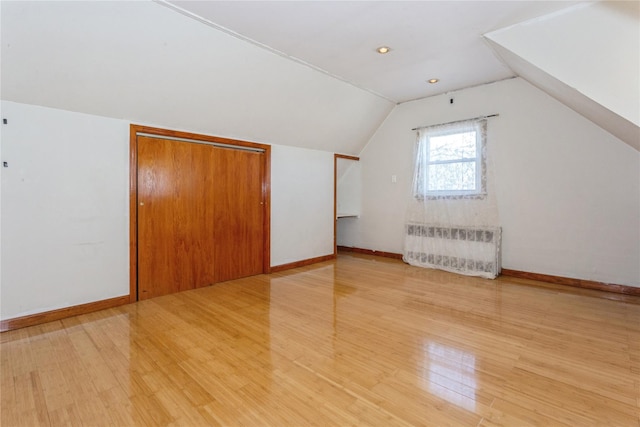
[165,0,580,103]
[2,1,636,154]
[0,1,393,155]
[485,1,640,151]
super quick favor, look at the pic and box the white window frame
[414,120,487,200]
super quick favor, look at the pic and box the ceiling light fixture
[376,46,391,54]
[428,78,439,84]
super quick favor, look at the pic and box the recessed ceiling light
[428,78,439,84]
[376,46,391,54]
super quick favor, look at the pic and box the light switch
[391,175,397,183]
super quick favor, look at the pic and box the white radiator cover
[403,224,502,279]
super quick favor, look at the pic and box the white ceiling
[165,0,582,103]
[1,0,395,154]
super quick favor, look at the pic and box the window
[414,119,486,199]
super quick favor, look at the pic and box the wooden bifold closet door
[136,135,265,300]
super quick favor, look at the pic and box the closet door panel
[213,148,265,283]
[137,136,216,299]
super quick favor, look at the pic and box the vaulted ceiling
[164,0,581,103]
[2,1,637,153]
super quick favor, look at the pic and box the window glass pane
[428,161,476,192]
[429,131,476,161]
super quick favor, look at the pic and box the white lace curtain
[403,118,501,279]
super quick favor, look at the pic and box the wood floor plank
[481,398,575,427]
[1,252,639,426]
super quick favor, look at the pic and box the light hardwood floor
[2,253,639,426]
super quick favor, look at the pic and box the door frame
[333,153,360,256]
[129,124,271,302]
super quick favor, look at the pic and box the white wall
[336,159,362,217]
[0,101,130,320]
[340,78,640,287]
[271,145,335,266]
[0,101,336,320]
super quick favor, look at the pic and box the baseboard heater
[404,223,502,279]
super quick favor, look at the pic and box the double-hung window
[414,119,486,199]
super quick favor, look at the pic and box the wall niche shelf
[337,213,359,219]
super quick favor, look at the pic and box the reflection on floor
[2,252,639,426]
